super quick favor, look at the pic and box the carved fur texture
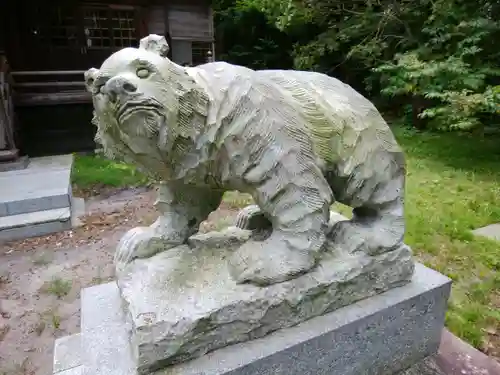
[86,35,409,286]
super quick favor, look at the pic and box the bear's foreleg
[115,181,223,270]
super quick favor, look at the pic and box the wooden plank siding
[167,0,214,66]
[147,5,167,35]
[168,4,213,41]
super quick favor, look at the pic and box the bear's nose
[104,76,137,103]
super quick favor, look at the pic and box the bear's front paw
[114,227,179,272]
[228,236,316,286]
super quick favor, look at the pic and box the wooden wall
[168,3,213,41]
[6,0,214,157]
[144,0,214,65]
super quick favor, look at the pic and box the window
[84,8,138,49]
[192,42,213,65]
[52,8,79,47]
[84,9,111,48]
[111,10,137,48]
[33,7,79,47]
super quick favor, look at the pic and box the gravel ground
[0,188,239,375]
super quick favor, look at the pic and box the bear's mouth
[116,100,164,125]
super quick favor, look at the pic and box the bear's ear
[139,34,170,57]
[84,68,99,93]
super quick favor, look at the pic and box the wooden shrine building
[0,0,214,160]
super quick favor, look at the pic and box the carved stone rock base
[116,227,415,374]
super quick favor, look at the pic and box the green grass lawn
[72,153,149,191]
[394,127,500,351]
[72,128,500,352]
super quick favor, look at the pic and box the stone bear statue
[85,35,408,286]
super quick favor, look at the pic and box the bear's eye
[136,68,151,79]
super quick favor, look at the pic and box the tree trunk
[412,96,427,130]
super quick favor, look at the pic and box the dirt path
[0,188,239,375]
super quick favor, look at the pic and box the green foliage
[41,277,72,299]
[213,0,294,70]
[375,54,500,130]
[213,0,500,131]
[372,2,500,131]
[244,0,314,31]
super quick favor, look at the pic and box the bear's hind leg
[229,164,333,286]
[235,204,273,238]
[330,171,406,255]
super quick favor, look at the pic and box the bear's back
[190,62,401,170]
[257,69,401,167]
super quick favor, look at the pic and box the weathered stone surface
[57,263,449,375]
[87,34,412,286]
[151,263,449,375]
[0,315,10,342]
[401,356,445,375]
[55,366,82,375]
[472,223,500,241]
[80,283,136,375]
[117,227,414,374]
[436,329,500,375]
[53,334,82,373]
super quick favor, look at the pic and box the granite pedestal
[53,263,451,375]
[116,227,415,373]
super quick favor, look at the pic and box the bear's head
[85,35,208,167]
